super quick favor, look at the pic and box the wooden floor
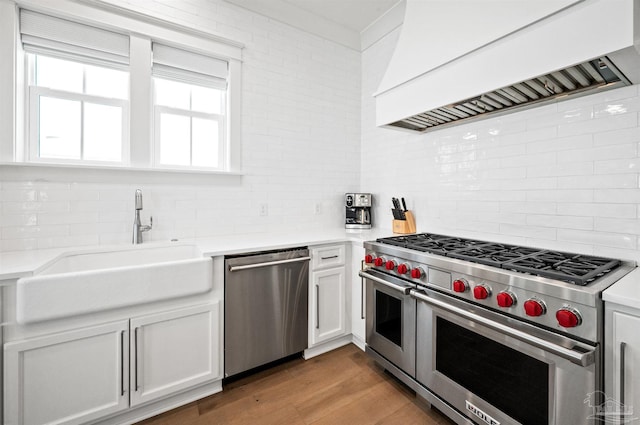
[137,344,454,425]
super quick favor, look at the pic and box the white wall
[362,28,640,262]
[3,1,640,263]
[0,0,361,251]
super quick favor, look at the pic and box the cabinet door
[129,302,220,406]
[610,311,640,418]
[310,267,346,346]
[4,321,129,425]
[351,245,366,347]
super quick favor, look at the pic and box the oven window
[436,318,549,425]
[375,290,402,346]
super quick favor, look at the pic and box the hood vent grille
[389,57,631,133]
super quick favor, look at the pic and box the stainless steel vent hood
[375,0,640,133]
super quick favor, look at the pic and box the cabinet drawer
[311,244,345,269]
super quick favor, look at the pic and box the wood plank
[136,344,453,425]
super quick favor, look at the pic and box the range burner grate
[503,251,620,285]
[376,233,620,285]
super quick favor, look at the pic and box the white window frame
[0,0,243,174]
[153,104,225,171]
[28,82,130,166]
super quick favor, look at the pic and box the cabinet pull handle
[134,327,140,392]
[360,261,365,320]
[321,255,339,260]
[316,284,320,329]
[120,330,125,396]
[620,341,626,415]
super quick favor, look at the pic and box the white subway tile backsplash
[557,203,637,219]
[557,229,636,249]
[595,217,640,235]
[594,158,640,174]
[558,174,637,189]
[594,189,640,203]
[593,126,640,146]
[2,224,68,240]
[526,214,593,231]
[0,1,639,264]
[557,143,637,163]
[557,112,637,137]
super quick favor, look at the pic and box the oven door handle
[359,270,412,295]
[410,289,595,367]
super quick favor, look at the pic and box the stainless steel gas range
[360,233,635,425]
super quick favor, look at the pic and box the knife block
[392,211,416,234]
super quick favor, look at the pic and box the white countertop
[603,267,640,310]
[0,229,392,281]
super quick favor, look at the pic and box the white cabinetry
[350,243,366,350]
[130,303,219,406]
[307,244,350,357]
[605,304,640,420]
[4,321,129,425]
[4,303,219,425]
[310,267,346,345]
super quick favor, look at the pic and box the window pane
[35,55,83,93]
[84,103,123,162]
[159,113,190,166]
[192,118,219,168]
[192,86,223,114]
[39,97,81,159]
[85,64,128,99]
[155,78,190,110]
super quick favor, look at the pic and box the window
[9,5,243,172]
[29,54,129,163]
[152,43,228,170]
[20,9,130,165]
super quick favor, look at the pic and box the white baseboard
[303,334,352,359]
[93,380,223,425]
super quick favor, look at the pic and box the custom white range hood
[375,0,640,132]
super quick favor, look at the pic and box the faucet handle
[141,216,153,233]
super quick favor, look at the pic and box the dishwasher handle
[228,256,311,272]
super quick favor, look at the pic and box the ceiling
[224,0,401,50]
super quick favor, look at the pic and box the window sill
[0,161,243,183]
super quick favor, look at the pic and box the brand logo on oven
[466,401,500,425]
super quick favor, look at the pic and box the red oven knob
[411,267,425,279]
[385,260,397,271]
[473,285,490,300]
[452,279,468,293]
[556,308,582,328]
[524,299,546,317]
[364,254,374,264]
[397,263,409,274]
[496,291,515,308]
[374,257,385,267]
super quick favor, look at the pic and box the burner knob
[385,260,397,271]
[411,267,425,279]
[496,291,516,308]
[374,257,385,267]
[524,299,546,317]
[364,254,374,264]
[452,279,468,293]
[397,263,409,274]
[556,308,582,328]
[473,285,490,300]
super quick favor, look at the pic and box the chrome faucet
[133,189,153,244]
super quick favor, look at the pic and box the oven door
[412,289,599,425]
[361,270,416,378]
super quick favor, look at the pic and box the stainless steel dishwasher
[224,247,310,378]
